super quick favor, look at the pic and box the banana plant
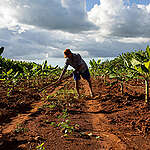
[123,46,150,105]
[89,59,101,77]
[100,61,111,84]
[108,57,133,95]
[0,47,4,56]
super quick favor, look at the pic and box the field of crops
[0,46,150,150]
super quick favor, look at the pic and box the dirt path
[80,79,127,149]
[85,99,127,149]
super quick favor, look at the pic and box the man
[57,49,93,98]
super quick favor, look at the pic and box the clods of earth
[0,77,150,150]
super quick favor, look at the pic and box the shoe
[77,94,81,98]
[90,93,94,98]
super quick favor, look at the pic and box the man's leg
[73,71,81,98]
[75,79,80,97]
[87,78,94,97]
[81,69,94,97]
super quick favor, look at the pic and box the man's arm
[57,64,68,82]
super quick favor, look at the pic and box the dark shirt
[64,53,88,73]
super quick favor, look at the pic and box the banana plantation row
[0,46,150,105]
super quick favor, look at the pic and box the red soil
[0,77,150,150]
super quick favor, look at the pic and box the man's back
[65,53,88,72]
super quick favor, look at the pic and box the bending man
[57,49,93,98]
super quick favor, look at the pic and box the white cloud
[0,0,150,60]
[1,0,97,33]
[118,37,150,43]
[0,1,17,29]
[88,0,150,38]
[146,4,150,12]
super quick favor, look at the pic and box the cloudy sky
[0,0,150,60]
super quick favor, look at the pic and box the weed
[7,88,12,96]
[57,109,68,119]
[14,124,29,133]
[36,142,45,150]
[57,119,74,137]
